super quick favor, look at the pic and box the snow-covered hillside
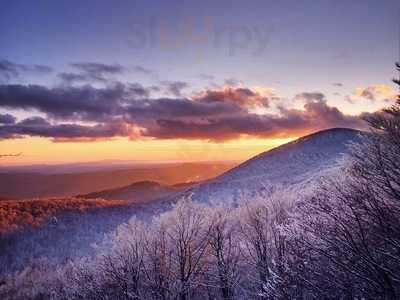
[181,128,363,205]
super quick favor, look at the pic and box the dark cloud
[0,83,149,122]
[161,81,188,97]
[145,98,365,141]
[127,83,151,98]
[0,117,136,141]
[124,98,242,123]
[58,63,154,84]
[0,113,16,124]
[303,99,361,127]
[57,62,126,84]
[294,92,326,102]
[71,62,125,82]
[194,86,271,108]
[57,72,88,85]
[0,60,53,82]
[18,116,50,126]
[333,83,344,87]
[0,82,368,142]
[0,60,19,80]
[0,83,240,125]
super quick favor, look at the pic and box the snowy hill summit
[181,128,363,205]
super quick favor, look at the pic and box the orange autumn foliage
[0,198,128,235]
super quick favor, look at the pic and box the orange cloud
[351,84,397,103]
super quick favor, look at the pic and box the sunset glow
[0,136,295,165]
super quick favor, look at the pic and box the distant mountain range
[0,160,232,174]
[0,162,235,199]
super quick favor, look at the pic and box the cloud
[161,81,188,97]
[224,78,241,87]
[294,92,326,102]
[333,83,344,87]
[0,61,19,80]
[0,113,16,124]
[0,83,150,122]
[193,86,271,109]
[57,63,155,84]
[0,82,369,142]
[125,97,242,122]
[144,98,365,141]
[57,72,88,84]
[0,117,139,141]
[56,62,126,84]
[352,84,397,102]
[71,62,125,81]
[0,60,53,82]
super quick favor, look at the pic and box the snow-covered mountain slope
[180,128,363,205]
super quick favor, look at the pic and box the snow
[176,128,362,205]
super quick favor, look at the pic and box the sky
[0,0,399,164]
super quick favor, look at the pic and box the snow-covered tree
[238,199,290,299]
[292,67,400,299]
[207,207,242,300]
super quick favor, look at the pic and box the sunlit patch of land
[0,197,128,235]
